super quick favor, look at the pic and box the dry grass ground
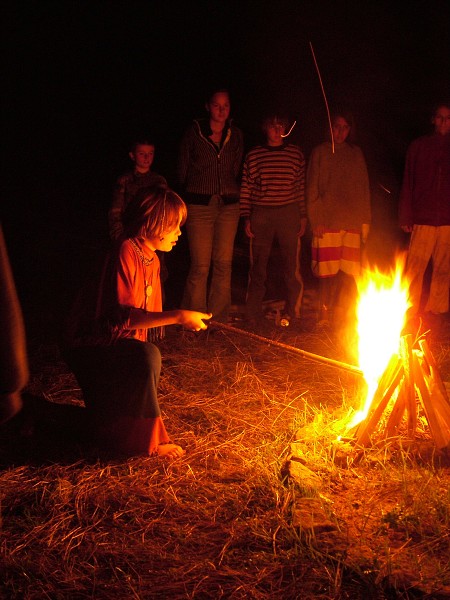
[1,299,450,599]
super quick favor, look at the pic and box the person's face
[147,219,182,253]
[265,120,286,146]
[206,92,230,125]
[332,117,351,144]
[432,106,450,136]
[130,144,155,172]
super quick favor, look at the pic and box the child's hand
[244,219,254,238]
[361,223,370,244]
[313,225,326,238]
[179,310,212,331]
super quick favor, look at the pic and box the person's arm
[398,143,415,232]
[296,149,307,237]
[361,223,370,243]
[176,128,191,189]
[239,155,255,238]
[243,218,253,238]
[298,217,308,238]
[116,243,212,332]
[127,307,212,331]
[355,147,372,228]
[233,127,244,178]
[306,147,325,237]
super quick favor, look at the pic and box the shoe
[279,313,291,327]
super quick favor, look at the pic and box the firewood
[354,355,404,447]
[384,381,406,439]
[413,353,450,449]
[419,339,450,405]
[400,335,417,435]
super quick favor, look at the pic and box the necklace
[129,238,153,266]
[129,238,153,302]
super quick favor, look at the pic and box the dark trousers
[63,339,161,421]
[246,204,303,319]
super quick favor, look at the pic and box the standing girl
[63,185,211,458]
[177,88,244,322]
[307,110,371,327]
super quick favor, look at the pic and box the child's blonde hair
[123,184,187,239]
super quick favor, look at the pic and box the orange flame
[348,257,411,429]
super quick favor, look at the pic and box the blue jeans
[182,196,240,320]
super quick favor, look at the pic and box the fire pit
[214,256,450,454]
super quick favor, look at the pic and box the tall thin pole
[309,41,335,153]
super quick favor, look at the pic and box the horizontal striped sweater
[239,143,306,218]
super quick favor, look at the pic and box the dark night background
[3,0,450,336]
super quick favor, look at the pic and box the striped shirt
[177,119,243,204]
[239,143,306,218]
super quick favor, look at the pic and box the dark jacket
[399,133,450,227]
[177,118,243,205]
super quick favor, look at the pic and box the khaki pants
[406,225,450,315]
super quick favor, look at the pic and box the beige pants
[406,225,450,315]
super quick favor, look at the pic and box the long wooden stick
[210,320,363,376]
[309,41,335,153]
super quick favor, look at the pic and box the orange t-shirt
[116,239,162,342]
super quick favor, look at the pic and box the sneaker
[279,313,291,327]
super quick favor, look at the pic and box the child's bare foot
[157,443,184,459]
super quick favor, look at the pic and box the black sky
[2,0,450,319]
[5,0,450,187]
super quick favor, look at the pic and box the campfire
[213,256,450,454]
[345,258,450,451]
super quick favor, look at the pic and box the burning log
[342,257,450,452]
[400,334,417,436]
[353,334,450,451]
[416,339,450,446]
[412,352,449,450]
[353,354,404,447]
[211,320,449,451]
[211,251,450,454]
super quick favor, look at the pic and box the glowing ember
[348,258,411,429]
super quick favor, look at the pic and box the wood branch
[417,341,450,443]
[354,355,404,447]
[413,352,450,449]
[384,382,406,439]
[400,335,417,435]
[210,320,363,376]
[419,339,450,406]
